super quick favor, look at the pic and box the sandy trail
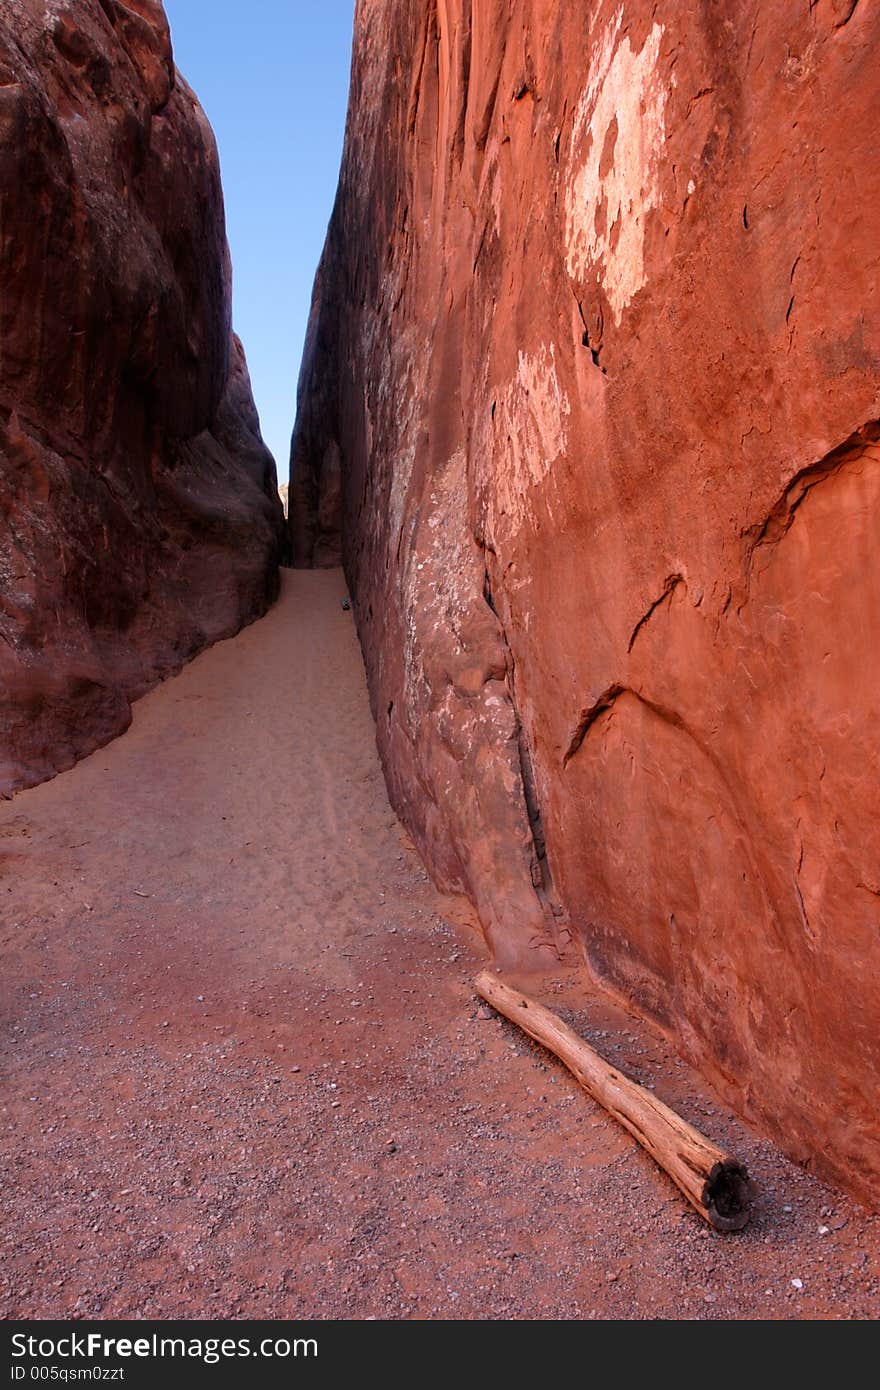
[1,569,877,1319]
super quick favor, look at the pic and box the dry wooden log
[474,970,753,1231]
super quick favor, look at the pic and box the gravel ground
[1,569,877,1320]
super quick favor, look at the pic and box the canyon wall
[291,0,880,1199]
[0,0,284,793]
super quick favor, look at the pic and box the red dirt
[1,570,877,1320]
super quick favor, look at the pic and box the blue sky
[164,2,355,482]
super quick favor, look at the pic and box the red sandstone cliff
[0,0,284,792]
[291,0,880,1199]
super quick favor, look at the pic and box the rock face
[291,0,880,1199]
[0,0,284,792]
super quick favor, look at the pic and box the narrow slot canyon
[2,0,879,1326]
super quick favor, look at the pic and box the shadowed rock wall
[0,0,284,792]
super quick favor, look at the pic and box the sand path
[1,569,877,1318]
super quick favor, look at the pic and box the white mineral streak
[564,10,667,324]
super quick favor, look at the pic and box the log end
[703,1158,753,1232]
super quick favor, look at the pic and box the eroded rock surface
[291,0,880,1198]
[0,0,284,791]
